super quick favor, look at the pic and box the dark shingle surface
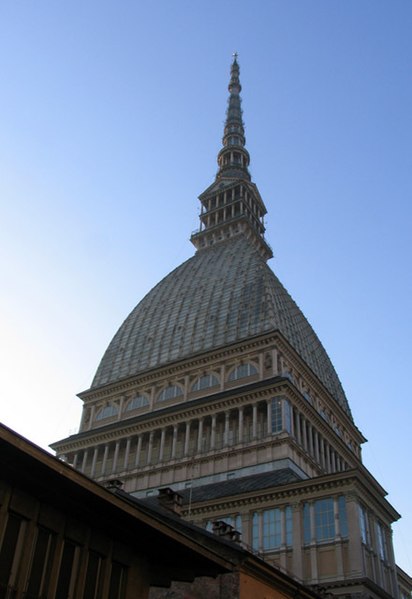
[92,236,351,417]
[180,468,303,504]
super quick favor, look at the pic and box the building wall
[0,480,150,598]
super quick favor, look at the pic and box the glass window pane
[314,498,335,541]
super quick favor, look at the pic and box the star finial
[232,51,238,62]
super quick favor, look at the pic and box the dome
[92,236,351,419]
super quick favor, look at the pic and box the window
[315,498,335,541]
[0,513,27,592]
[271,399,282,433]
[26,527,56,598]
[191,374,219,392]
[228,363,258,381]
[284,399,292,433]
[304,497,348,544]
[125,395,148,411]
[359,505,369,545]
[376,521,387,561]
[108,562,128,599]
[83,551,105,599]
[271,398,291,434]
[55,540,80,599]
[157,385,183,402]
[252,507,292,551]
[263,509,281,549]
[96,404,118,420]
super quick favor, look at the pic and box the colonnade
[71,397,346,480]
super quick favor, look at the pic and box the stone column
[224,411,230,446]
[197,418,204,452]
[296,412,302,446]
[267,400,272,435]
[259,353,264,377]
[314,430,320,463]
[302,417,307,451]
[81,449,88,473]
[346,495,364,578]
[184,421,191,456]
[159,428,166,462]
[272,348,279,375]
[334,496,344,577]
[220,366,225,391]
[211,414,217,449]
[184,375,190,401]
[123,437,131,470]
[112,441,120,473]
[100,444,108,475]
[117,396,124,420]
[147,431,154,465]
[90,447,99,477]
[309,502,318,582]
[149,387,156,411]
[72,452,79,469]
[252,404,257,439]
[88,405,95,431]
[331,449,336,473]
[258,511,263,552]
[308,422,313,455]
[172,425,178,459]
[292,502,303,581]
[279,507,287,571]
[135,435,143,467]
[241,512,250,546]
[238,407,244,443]
[325,442,331,472]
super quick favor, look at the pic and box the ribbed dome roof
[92,236,351,419]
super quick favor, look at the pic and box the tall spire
[216,54,251,181]
[191,56,272,261]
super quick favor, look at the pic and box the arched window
[96,404,118,421]
[126,395,149,411]
[157,384,183,402]
[228,363,258,381]
[191,374,219,392]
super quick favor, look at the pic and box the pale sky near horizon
[0,0,411,573]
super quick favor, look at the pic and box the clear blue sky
[0,0,411,573]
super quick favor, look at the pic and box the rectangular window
[283,399,291,433]
[26,527,56,598]
[338,496,348,538]
[108,561,128,599]
[55,541,80,599]
[359,505,369,544]
[262,508,281,550]
[376,522,387,561]
[0,512,27,592]
[303,502,311,545]
[83,551,106,599]
[271,398,282,433]
[252,512,259,551]
[314,498,335,541]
